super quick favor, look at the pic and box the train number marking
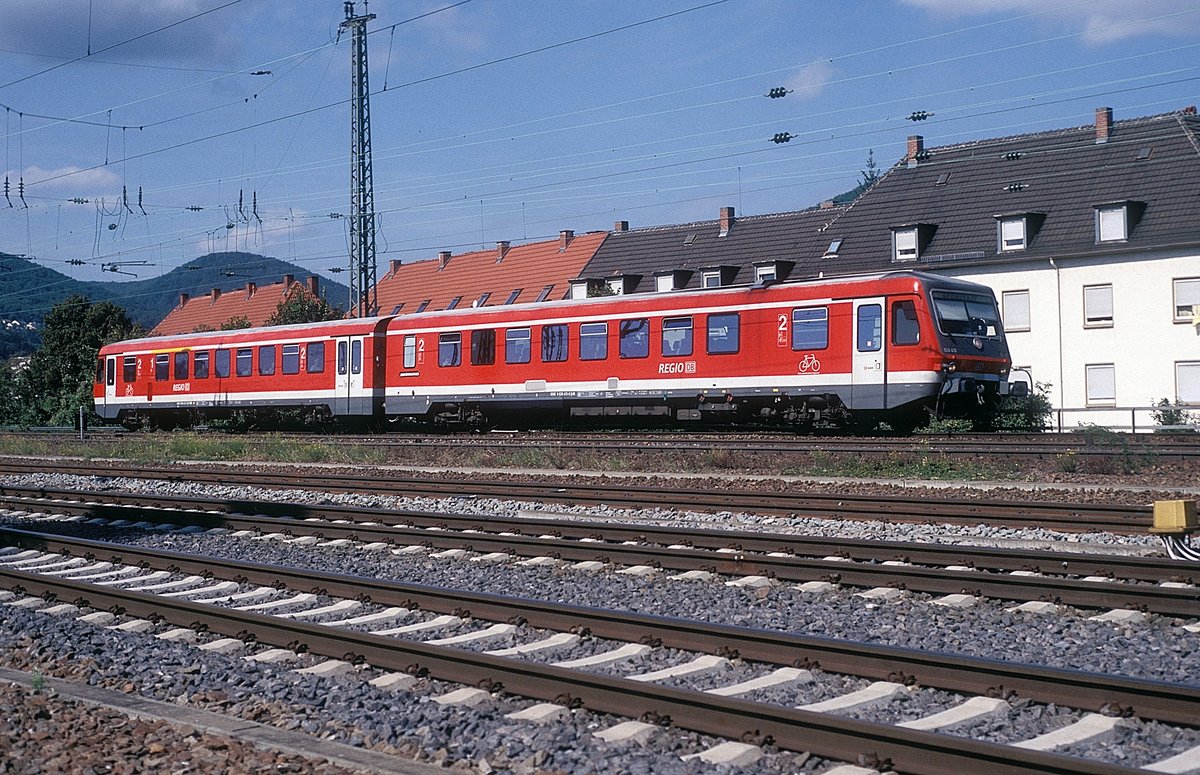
[776,313,788,347]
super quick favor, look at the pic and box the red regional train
[93,271,1022,433]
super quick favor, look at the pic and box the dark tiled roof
[820,108,1200,274]
[580,206,847,292]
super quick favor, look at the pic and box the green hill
[0,251,349,358]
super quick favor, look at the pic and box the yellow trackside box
[1151,500,1198,534]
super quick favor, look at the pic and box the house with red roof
[151,274,323,335]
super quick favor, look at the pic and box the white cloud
[21,165,121,197]
[899,0,1200,44]
[785,60,835,100]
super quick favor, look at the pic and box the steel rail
[0,460,1155,533]
[2,525,1196,734]
[2,489,1197,617]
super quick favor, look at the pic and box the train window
[154,354,170,381]
[439,333,462,367]
[541,324,568,362]
[95,359,105,384]
[235,348,253,377]
[194,351,210,379]
[215,349,231,378]
[282,344,300,375]
[403,336,417,369]
[308,341,325,373]
[258,345,275,376]
[857,305,882,352]
[337,341,347,375]
[471,329,496,365]
[174,351,189,380]
[891,301,920,346]
[931,292,1001,337]
[351,340,362,375]
[619,319,649,359]
[122,356,137,383]
[505,328,531,364]
[661,317,693,357]
[707,313,739,354]
[580,322,608,361]
[791,308,828,350]
[106,358,116,386]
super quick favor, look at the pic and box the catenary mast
[341,1,378,318]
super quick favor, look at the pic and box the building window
[535,285,555,302]
[661,317,693,357]
[791,307,828,350]
[1177,361,1200,405]
[438,333,461,367]
[174,351,189,380]
[754,265,776,283]
[154,354,170,381]
[619,318,649,359]
[1085,363,1116,406]
[123,356,138,383]
[307,341,325,373]
[505,328,531,364]
[415,299,431,313]
[707,313,739,354]
[891,300,920,346]
[892,227,918,261]
[1083,284,1113,327]
[606,278,625,296]
[541,324,568,362]
[1096,205,1126,242]
[1002,290,1031,332]
[823,239,843,257]
[1174,278,1200,322]
[193,352,209,380]
[998,216,1027,251]
[282,344,300,374]
[446,295,462,311]
[476,292,491,307]
[470,329,496,365]
[258,345,275,376]
[505,289,522,305]
[579,322,608,360]
[701,271,721,288]
[655,275,674,293]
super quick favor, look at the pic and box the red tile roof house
[151,274,323,335]
[372,229,607,314]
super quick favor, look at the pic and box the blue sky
[1,0,1198,304]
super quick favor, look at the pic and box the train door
[851,298,885,409]
[334,335,366,415]
[101,356,117,418]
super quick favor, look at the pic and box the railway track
[0,487,1195,617]
[4,428,1200,462]
[0,458,1159,534]
[3,524,1198,774]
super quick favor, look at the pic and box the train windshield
[930,290,1002,337]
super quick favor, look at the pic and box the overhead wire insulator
[4,177,10,208]
[770,132,793,144]
[765,87,790,99]
[186,205,203,211]
[69,197,89,204]
[907,110,934,121]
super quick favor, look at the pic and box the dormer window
[701,270,721,288]
[607,274,640,295]
[995,212,1045,253]
[752,260,793,285]
[698,265,738,288]
[891,223,936,262]
[654,269,692,292]
[754,265,776,283]
[1094,201,1145,243]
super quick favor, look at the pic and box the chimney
[211,288,221,303]
[178,292,189,307]
[306,275,319,297]
[614,220,629,232]
[245,282,256,297]
[718,206,735,237]
[907,135,925,166]
[438,250,452,270]
[282,273,294,288]
[1095,106,1113,143]
[495,241,510,263]
[389,259,402,275]
[559,229,574,251]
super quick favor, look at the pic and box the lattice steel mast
[341,1,378,317]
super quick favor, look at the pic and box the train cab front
[927,287,1024,421]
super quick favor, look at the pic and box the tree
[266,291,344,326]
[859,149,880,190]
[20,295,141,425]
[220,316,252,330]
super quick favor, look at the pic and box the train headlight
[942,360,958,373]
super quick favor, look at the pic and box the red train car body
[94,271,1019,432]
